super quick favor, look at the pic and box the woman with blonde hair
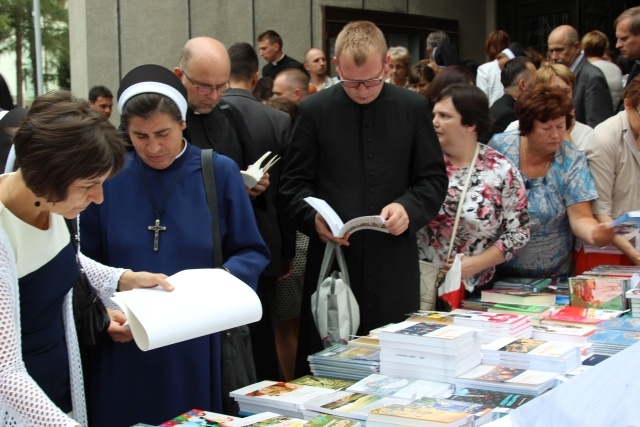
[386,46,411,88]
[582,30,623,110]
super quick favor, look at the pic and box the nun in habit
[80,64,270,427]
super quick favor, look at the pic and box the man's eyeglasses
[181,69,227,95]
[338,64,385,89]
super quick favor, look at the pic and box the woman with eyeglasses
[489,84,614,279]
[578,76,640,270]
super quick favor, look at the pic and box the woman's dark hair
[424,65,474,108]
[254,77,274,102]
[121,92,182,127]
[436,84,493,140]
[14,90,125,202]
[515,84,573,136]
[408,62,435,85]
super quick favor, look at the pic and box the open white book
[304,196,388,237]
[241,151,280,189]
[111,269,262,351]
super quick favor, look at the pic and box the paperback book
[378,321,481,350]
[531,323,596,344]
[303,391,406,421]
[304,197,388,238]
[596,317,640,332]
[303,413,363,427]
[367,397,495,427]
[587,328,640,355]
[481,337,581,374]
[226,412,307,427]
[540,306,624,327]
[480,289,556,306]
[159,408,241,426]
[454,365,559,396]
[230,381,336,417]
[446,388,534,412]
[290,375,356,390]
[346,373,452,400]
[568,275,628,310]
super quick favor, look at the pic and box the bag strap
[317,242,351,289]
[201,149,223,268]
[445,143,480,261]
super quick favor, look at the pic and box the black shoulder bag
[65,218,110,347]
[201,149,257,415]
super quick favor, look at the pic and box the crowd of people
[1,5,640,426]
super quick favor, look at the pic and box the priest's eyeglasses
[181,69,228,95]
[338,64,385,89]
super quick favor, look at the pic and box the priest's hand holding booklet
[304,196,389,243]
[111,269,262,351]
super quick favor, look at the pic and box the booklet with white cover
[304,196,388,237]
[111,268,262,351]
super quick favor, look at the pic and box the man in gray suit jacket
[548,25,613,128]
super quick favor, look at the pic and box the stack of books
[531,323,596,344]
[626,288,640,318]
[345,373,453,401]
[366,397,496,427]
[486,303,553,320]
[480,337,581,374]
[229,380,336,418]
[454,364,559,396]
[448,309,533,344]
[492,277,556,293]
[307,344,380,381]
[588,316,640,356]
[480,289,556,306]
[378,321,482,383]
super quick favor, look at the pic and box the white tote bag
[311,242,360,347]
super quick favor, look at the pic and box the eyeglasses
[181,69,227,95]
[339,64,385,89]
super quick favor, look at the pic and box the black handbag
[65,218,110,347]
[201,149,257,415]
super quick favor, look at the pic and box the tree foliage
[0,0,69,106]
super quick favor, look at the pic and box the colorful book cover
[290,375,355,390]
[449,309,529,326]
[309,344,380,365]
[380,321,478,343]
[346,373,451,399]
[303,414,362,427]
[542,306,624,326]
[447,387,534,409]
[569,276,627,310]
[369,403,472,424]
[159,408,240,426]
[597,317,640,332]
[588,329,640,346]
[230,381,335,407]
[484,337,579,361]
[226,412,307,427]
[409,397,495,422]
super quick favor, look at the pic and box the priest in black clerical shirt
[257,29,307,79]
